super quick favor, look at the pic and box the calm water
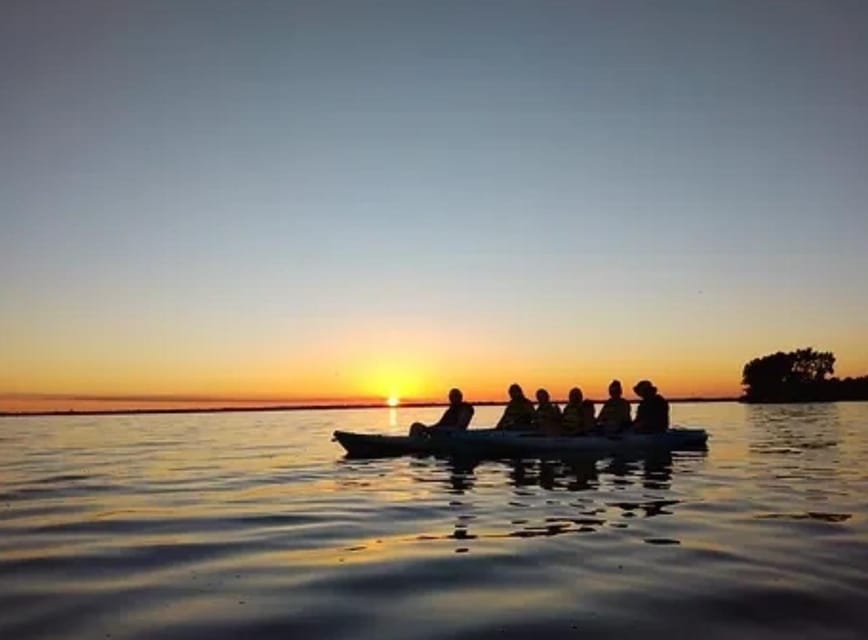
[1,403,867,639]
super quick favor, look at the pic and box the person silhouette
[409,388,474,437]
[632,380,669,434]
[495,383,535,431]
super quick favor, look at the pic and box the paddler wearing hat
[632,380,670,434]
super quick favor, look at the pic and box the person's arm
[617,400,639,427]
[594,403,605,426]
[526,401,538,430]
[582,401,595,429]
[456,404,474,430]
[496,406,509,429]
[430,407,451,429]
[632,401,642,428]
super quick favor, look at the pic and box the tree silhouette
[790,348,835,382]
[742,347,868,402]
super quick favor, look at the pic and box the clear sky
[2,1,867,411]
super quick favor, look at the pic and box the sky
[2,1,867,411]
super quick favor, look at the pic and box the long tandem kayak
[332,427,709,459]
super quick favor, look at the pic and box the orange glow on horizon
[3,337,867,413]
[1,374,741,414]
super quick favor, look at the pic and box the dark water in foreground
[1,403,867,639]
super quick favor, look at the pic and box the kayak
[332,427,709,459]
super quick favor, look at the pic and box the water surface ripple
[1,403,867,639]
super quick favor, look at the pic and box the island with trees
[742,347,868,403]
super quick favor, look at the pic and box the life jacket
[535,402,562,433]
[561,402,583,434]
[597,397,631,428]
[500,398,536,430]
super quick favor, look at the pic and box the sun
[386,395,400,407]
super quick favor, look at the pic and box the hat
[633,380,657,395]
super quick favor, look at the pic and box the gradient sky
[2,1,867,410]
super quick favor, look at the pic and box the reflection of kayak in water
[332,428,709,459]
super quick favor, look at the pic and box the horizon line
[0,392,382,404]
[0,396,742,418]
[0,388,741,402]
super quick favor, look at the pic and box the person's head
[608,380,623,399]
[568,387,584,404]
[448,388,463,405]
[633,380,657,399]
[535,388,550,404]
[508,383,524,401]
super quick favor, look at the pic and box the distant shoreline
[0,396,741,418]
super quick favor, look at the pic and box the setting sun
[386,396,400,407]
